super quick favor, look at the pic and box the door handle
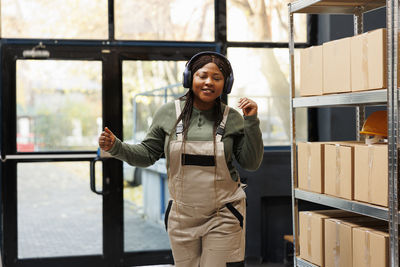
[90,156,104,195]
[90,149,112,195]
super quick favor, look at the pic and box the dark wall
[316,8,386,47]
[237,150,292,262]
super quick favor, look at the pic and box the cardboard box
[300,46,323,96]
[297,142,325,193]
[324,217,386,267]
[354,144,388,207]
[353,226,389,267]
[299,210,360,266]
[324,143,354,200]
[351,29,387,92]
[323,37,352,94]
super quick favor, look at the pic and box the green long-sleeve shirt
[108,100,264,181]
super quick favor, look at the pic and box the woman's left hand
[238,97,258,116]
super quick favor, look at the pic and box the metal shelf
[295,189,389,221]
[293,89,388,108]
[289,0,385,14]
[296,258,319,267]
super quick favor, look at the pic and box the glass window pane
[122,60,186,252]
[1,0,108,39]
[18,162,103,258]
[115,0,214,41]
[17,60,102,152]
[122,61,186,141]
[228,47,307,145]
[227,0,307,42]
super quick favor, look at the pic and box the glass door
[16,59,103,258]
[121,60,186,255]
[1,46,114,267]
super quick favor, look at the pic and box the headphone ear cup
[224,73,234,94]
[182,68,191,88]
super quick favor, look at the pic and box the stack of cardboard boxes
[299,28,391,96]
[297,142,388,207]
[299,210,358,266]
[299,210,389,266]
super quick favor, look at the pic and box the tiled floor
[18,163,170,259]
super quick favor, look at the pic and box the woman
[98,51,263,267]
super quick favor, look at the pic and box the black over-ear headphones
[182,51,234,94]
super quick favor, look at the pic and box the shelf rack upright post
[353,6,366,141]
[288,1,398,266]
[387,0,399,265]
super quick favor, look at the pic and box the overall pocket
[225,202,244,228]
[164,200,173,231]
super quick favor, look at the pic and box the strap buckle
[216,126,225,136]
[176,124,183,135]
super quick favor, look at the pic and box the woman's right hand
[98,127,116,151]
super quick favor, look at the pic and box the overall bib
[165,100,246,267]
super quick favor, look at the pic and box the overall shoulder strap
[174,100,183,141]
[216,105,230,142]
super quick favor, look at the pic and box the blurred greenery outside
[16,60,103,151]
[122,61,186,142]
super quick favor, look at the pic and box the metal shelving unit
[288,0,398,266]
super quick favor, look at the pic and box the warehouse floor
[139,262,286,267]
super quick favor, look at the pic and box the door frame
[1,42,121,267]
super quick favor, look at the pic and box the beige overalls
[164,100,247,267]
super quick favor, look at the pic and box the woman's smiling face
[192,62,225,110]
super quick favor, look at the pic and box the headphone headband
[182,51,234,94]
